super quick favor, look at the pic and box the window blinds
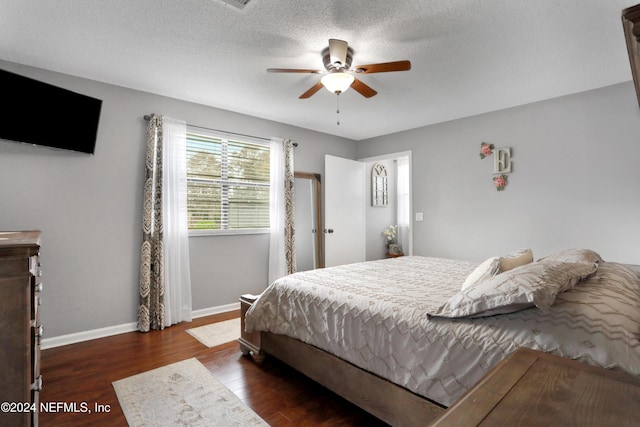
[186,130,270,231]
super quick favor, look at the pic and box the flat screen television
[0,68,102,154]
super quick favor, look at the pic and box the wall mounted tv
[0,68,102,154]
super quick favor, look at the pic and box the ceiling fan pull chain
[336,92,341,125]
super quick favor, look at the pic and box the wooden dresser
[430,347,640,427]
[0,231,43,427]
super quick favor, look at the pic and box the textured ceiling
[0,0,637,140]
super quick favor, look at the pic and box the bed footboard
[239,294,445,426]
[261,332,446,426]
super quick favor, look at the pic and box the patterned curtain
[139,114,165,331]
[268,138,296,283]
[284,139,296,275]
[138,114,192,331]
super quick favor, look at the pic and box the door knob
[324,228,334,234]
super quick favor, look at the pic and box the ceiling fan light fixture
[321,72,355,94]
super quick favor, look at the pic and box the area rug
[186,317,241,348]
[113,358,268,427]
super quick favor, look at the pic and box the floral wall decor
[493,174,508,191]
[479,142,494,159]
[479,142,513,191]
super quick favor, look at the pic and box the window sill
[189,229,270,237]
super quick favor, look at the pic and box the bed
[240,250,640,426]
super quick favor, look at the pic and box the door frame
[294,171,324,269]
[358,150,413,256]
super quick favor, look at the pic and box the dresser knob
[31,375,43,392]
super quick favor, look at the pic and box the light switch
[415,212,424,221]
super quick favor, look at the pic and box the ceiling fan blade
[328,39,349,69]
[299,82,325,99]
[353,60,411,74]
[267,68,324,74]
[350,77,377,98]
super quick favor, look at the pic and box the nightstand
[238,293,264,362]
[385,252,404,258]
[429,347,640,427]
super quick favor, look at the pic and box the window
[186,129,270,234]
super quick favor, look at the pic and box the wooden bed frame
[238,294,446,426]
[238,266,640,425]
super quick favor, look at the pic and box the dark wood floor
[40,311,389,426]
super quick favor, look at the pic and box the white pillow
[500,248,533,272]
[461,256,501,290]
[461,249,534,291]
[430,260,599,319]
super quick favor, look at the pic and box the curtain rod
[143,114,298,147]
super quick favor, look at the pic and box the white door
[324,155,365,267]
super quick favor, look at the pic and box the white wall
[0,60,356,339]
[357,82,640,264]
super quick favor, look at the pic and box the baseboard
[41,302,241,350]
[192,302,240,319]
[41,322,138,350]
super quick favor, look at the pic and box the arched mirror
[294,172,324,270]
[371,162,388,206]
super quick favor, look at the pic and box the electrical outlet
[415,212,424,221]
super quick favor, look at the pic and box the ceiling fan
[267,39,411,99]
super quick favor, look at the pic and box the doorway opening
[359,151,413,261]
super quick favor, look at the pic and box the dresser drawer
[32,323,42,381]
[31,278,42,322]
[0,257,31,277]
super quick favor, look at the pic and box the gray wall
[4,58,639,340]
[364,159,396,260]
[0,60,356,338]
[357,82,640,264]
